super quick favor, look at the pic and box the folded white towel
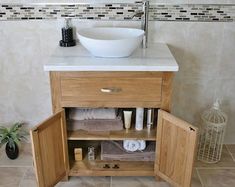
[138,140,146,151]
[123,140,146,152]
[69,108,117,120]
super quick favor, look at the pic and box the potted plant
[0,122,28,160]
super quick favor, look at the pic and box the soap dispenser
[59,18,76,47]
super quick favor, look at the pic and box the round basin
[77,27,144,58]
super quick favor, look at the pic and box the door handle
[100,88,122,93]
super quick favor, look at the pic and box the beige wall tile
[179,22,224,79]
[218,23,235,79]
[215,78,235,143]
[0,21,52,126]
[172,77,218,124]
[0,11,235,144]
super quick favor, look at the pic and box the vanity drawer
[53,72,164,108]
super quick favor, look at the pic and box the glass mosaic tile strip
[0,3,234,22]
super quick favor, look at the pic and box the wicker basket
[197,100,227,163]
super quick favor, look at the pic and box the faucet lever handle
[131,11,144,19]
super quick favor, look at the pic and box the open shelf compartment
[69,160,155,176]
[68,140,156,177]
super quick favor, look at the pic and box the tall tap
[131,0,149,48]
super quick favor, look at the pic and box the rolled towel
[138,140,146,151]
[123,140,146,152]
[123,140,139,152]
[69,108,117,120]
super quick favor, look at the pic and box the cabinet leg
[155,175,162,181]
[61,175,69,181]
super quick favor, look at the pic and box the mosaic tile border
[150,4,235,22]
[0,3,234,22]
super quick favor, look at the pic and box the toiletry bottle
[147,108,154,130]
[123,110,132,129]
[135,108,144,131]
[60,18,76,47]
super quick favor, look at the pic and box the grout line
[196,168,205,187]
[18,167,28,187]
[225,144,235,162]
[0,165,32,168]
[196,167,235,170]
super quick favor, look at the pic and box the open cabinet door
[155,110,198,187]
[30,110,69,187]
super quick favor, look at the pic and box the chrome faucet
[131,0,149,48]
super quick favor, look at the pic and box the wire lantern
[197,100,227,163]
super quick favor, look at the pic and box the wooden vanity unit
[30,44,198,187]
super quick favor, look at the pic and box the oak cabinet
[30,71,198,187]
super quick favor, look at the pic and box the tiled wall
[1,1,235,143]
[0,3,234,22]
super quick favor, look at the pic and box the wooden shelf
[69,160,154,176]
[67,128,156,141]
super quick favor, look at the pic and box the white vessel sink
[77,27,144,58]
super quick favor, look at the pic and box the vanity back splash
[0,3,234,22]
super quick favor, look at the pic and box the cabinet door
[155,110,198,187]
[30,110,69,187]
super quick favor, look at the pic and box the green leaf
[0,122,27,148]
[10,123,22,133]
[0,127,8,136]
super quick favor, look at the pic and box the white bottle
[135,108,144,131]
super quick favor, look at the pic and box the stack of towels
[101,141,155,161]
[69,108,117,120]
[68,108,123,132]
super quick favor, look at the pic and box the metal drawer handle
[101,88,122,93]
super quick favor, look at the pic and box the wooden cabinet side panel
[50,72,62,113]
[161,73,173,112]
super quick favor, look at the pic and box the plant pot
[5,142,19,160]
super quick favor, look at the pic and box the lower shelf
[69,160,155,176]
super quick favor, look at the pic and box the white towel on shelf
[138,140,146,151]
[69,108,117,120]
[123,140,146,152]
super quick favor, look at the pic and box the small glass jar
[88,146,95,160]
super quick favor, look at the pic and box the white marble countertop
[44,43,179,72]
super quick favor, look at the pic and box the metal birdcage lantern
[197,100,227,163]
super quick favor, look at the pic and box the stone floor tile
[20,167,111,187]
[192,169,203,187]
[195,146,235,168]
[226,144,235,162]
[56,176,111,187]
[0,143,33,167]
[198,168,235,187]
[0,167,27,187]
[111,176,170,187]
[19,167,37,187]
